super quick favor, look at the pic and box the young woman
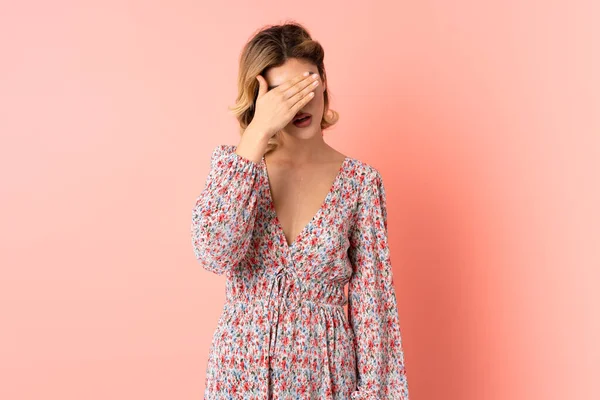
[191,22,410,399]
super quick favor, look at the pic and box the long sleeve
[191,144,261,275]
[347,168,410,399]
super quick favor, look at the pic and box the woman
[191,22,410,399]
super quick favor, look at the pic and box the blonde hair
[228,20,340,155]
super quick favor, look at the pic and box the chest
[262,158,347,248]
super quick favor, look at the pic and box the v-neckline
[261,155,349,250]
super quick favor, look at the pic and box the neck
[270,132,331,164]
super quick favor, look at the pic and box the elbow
[192,234,234,276]
[192,229,248,275]
[194,251,228,275]
[191,209,230,275]
[190,205,252,276]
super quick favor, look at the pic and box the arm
[347,169,410,399]
[191,144,261,275]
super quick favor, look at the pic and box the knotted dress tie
[266,268,298,358]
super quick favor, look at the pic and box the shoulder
[344,156,385,194]
[346,157,389,233]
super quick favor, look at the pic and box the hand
[249,71,320,138]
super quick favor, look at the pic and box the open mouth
[293,113,312,127]
[293,112,311,121]
[294,115,310,123]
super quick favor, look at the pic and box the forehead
[265,58,318,86]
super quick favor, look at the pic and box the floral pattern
[191,144,409,399]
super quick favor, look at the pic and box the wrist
[236,128,270,164]
[244,125,273,144]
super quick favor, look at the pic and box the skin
[263,58,336,162]
[259,58,348,246]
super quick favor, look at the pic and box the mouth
[293,112,312,123]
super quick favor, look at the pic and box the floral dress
[191,144,410,399]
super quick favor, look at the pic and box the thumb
[255,74,267,98]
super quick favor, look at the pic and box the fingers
[278,72,319,99]
[288,75,319,109]
[255,75,267,98]
[289,84,317,116]
[291,73,320,98]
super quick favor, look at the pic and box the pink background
[1,1,598,399]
